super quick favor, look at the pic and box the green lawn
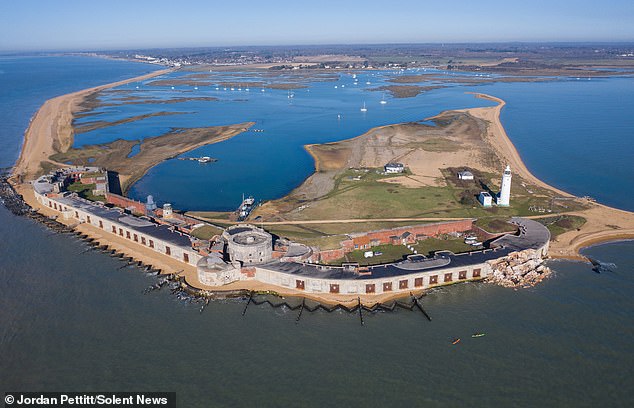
[326,236,476,266]
[535,215,587,239]
[190,225,224,240]
[66,182,106,202]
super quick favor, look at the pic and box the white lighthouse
[497,165,512,206]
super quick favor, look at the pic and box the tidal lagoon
[1,56,633,407]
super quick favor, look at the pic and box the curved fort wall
[198,219,550,296]
[253,261,489,296]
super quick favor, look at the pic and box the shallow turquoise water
[0,56,632,407]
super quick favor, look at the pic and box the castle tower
[497,165,512,206]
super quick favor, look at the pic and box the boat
[452,338,461,345]
[472,333,486,338]
[237,195,256,221]
[380,94,387,105]
[360,102,367,112]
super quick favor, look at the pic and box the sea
[0,55,632,407]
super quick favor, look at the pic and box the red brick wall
[241,267,256,278]
[105,193,146,215]
[314,220,474,264]
[361,220,474,245]
[319,248,346,262]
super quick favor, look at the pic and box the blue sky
[1,0,633,51]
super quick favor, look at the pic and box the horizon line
[2,40,634,55]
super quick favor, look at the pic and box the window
[87,216,91,223]
[112,226,116,233]
[399,280,408,289]
[133,234,138,242]
[99,221,103,229]
[473,268,481,278]
[149,240,154,248]
[429,275,438,285]
[383,282,392,292]
[296,280,305,290]
[414,277,423,287]
[165,246,171,256]
[330,284,340,294]
[183,253,189,263]
[126,231,131,239]
[141,237,146,245]
[119,228,123,236]
[444,273,453,283]
[74,211,78,218]
[459,270,467,280]
[366,284,376,294]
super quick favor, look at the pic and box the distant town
[70,43,634,71]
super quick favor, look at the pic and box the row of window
[295,269,481,294]
[48,199,190,264]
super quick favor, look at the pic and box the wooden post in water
[242,291,253,316]
[295,298,305,324]
[411,292,432,321]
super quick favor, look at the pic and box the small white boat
[360,102,367,112]
[380,94,387,105]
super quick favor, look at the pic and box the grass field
[286,165,564,222]
[326,236,475,266]
[190,225,224,240]
[535,215,587,239]
[66,182,106,202]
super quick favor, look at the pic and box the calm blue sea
[0,56,632,407]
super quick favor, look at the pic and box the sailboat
[360,102,367,112]
[380,94,387,105]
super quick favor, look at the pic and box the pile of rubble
[487,248,551,288]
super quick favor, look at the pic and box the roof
[262,247,512,280]
[54,194,193,249]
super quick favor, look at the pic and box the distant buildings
[384,162,405,174]
[457,170,474,180]
[478,192,493,207]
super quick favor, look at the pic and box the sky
[1,0,633,51]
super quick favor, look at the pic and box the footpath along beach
[7,71,634,302]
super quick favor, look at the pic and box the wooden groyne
[2,175,437,322]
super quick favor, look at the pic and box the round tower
[497,165,512,206]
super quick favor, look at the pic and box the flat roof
[54,195,193,249]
